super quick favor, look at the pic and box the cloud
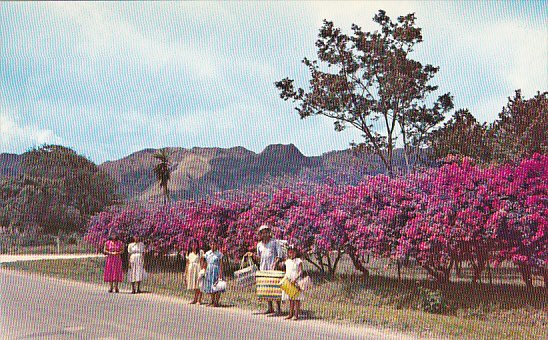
[297,2,546,124]
[33,3,221,79]
[0,108,64,153]
[431,16,547,122]
[0,2,545,163]
[481,21,546,96]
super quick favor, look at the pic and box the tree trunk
[347,250,369,277]
[401,130,411,175]
[331,251,343,278]
[424,261,453,286]
[326,252,333,277]
[317,253,326,274]
[455,260,462,278]
[387,146,394,178]
[518,264,533,288]
[303,254,324,273]
[487,262,493,285]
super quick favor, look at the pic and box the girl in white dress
[185,239,204,304]
[127,235,146,294]
[282,245,304,320]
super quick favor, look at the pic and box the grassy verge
[2,257,546,339]
[0,241,96,255]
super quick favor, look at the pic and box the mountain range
[0,144,414,202]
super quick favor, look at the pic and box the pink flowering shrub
[85,155,547,286]
[489,154,547,286]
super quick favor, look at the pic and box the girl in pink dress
[104,233,124,293]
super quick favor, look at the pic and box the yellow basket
[279,277,300,299]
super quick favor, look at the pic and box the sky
[1,1,546,164]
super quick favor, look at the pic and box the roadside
[0,268,418,340]
[3,256,545,340]
[0,253,103,263]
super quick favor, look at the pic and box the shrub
[419,287,448,314]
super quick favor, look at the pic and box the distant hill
[1,144,427,202]
[99,144,319,201]
[0,153,23,178]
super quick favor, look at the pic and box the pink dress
[104,240,124,282]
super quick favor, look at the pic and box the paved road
[0,269,417,340]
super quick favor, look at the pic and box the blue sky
[1,2,546,163]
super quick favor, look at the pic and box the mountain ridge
[1,144,415,202]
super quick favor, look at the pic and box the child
[201,240,224,307]
[282,244,304,320]
[185,239,204,305]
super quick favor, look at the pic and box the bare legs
[294,300,300,320]
[131,281,142,294]
[210,293,221,307]
[108,282,119,293]
[190,289,202,304]
[266,300,282,315]
[285,300,300,320]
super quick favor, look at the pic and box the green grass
[0,240,96,255]
[2,256,546,340]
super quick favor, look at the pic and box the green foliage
[276,10,453,175]
[490,90,547,163]
[429,91,547,164]
[430,109,491,162]
[152,148,172,204]
[418,286,449,314]
[0,144,117,235]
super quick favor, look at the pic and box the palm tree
[152,148,171,205]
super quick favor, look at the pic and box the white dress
[185,250,204,290]
[127,242,146,282]
[282,258,304,301]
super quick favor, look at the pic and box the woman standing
[127,235,146,294]
[185,239,204,304]
[201,240,224,307]
[103,233,124,293]
[245,224,283,315]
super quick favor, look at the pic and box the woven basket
[233,256,257,288]
[255,270,284,300]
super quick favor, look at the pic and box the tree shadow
[329,271,546,313]
[299,309,319,320]
[144,253,185,273]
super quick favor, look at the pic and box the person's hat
[258,224,271,232]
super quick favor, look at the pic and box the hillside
[0,153,23,178]
[98,144,319,202]
[1,144,424,202]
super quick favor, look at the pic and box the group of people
[184,238,225,307]
[103,234,146,294]
[102,224,304,320]
[246,224,304,320]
